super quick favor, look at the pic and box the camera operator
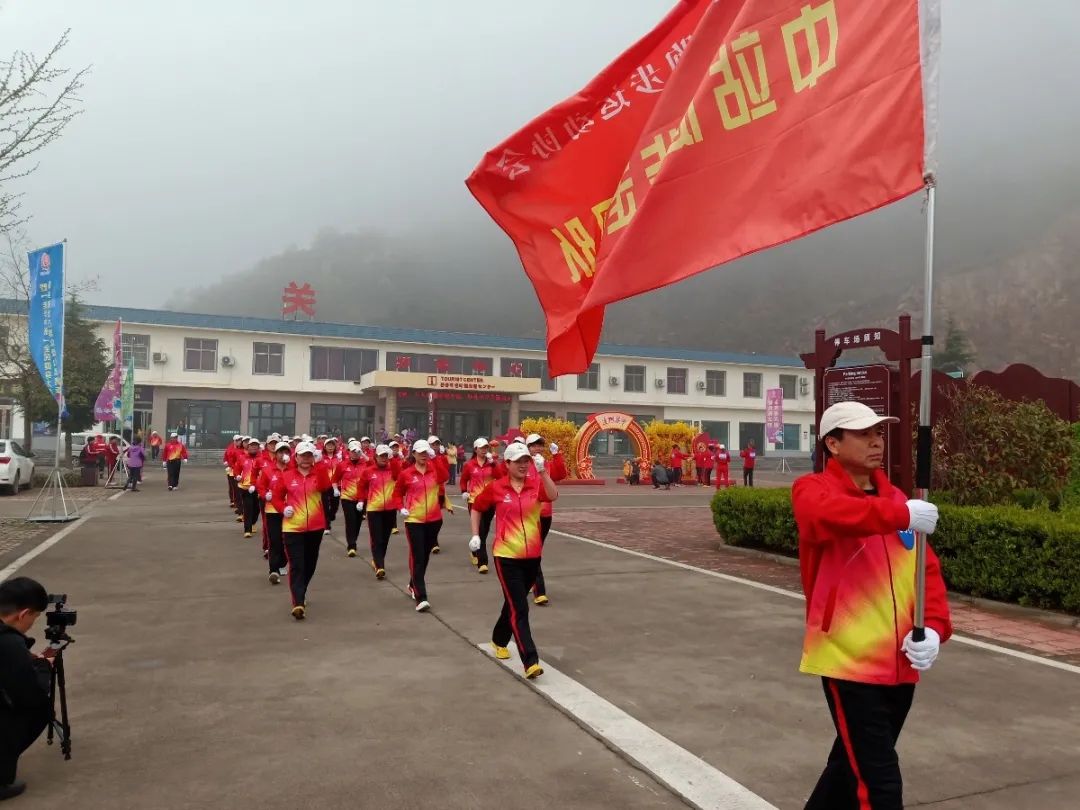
[0,577,53,800]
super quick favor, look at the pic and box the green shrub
[1012,488,1051,511]
[711,487,1080,613]
[1064,423,1080,508]
[30,470,85,489]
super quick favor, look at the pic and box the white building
[6,304,817,457]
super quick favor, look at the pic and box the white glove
[902,627,940,671]
[440,446,446,454]
[462,492,470,502]
[358,502,365,511]
[549,443,559,454]
[906,500,939,535]
[265,492,274,502]
[332,486,340,497]
[468,535,481,552]
[485,453,493,462]
[400,508,410,517]
[183,459,187,464]
[162,462,167,468]
[532,454,546,473]
[427,449,436,458]
[248,485,256,493]
[283,506,295,518]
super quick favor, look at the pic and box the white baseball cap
[428,435,440,444]
[348,440,361,451]
[504,443,532,462]
[412,439,432,455]
[248,438,262,447]
[389,440,400,448]
[473,437,489,450]
[361,436,372,443]
[170,432,178,438]
[719,444,726,450]
[295,441,316,456]
[819,401,899,436]
[232,433,241,440]
[525,433,544,445]
[376,444,391,456]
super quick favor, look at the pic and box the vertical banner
[94,319,124,421]
[27,242,65,401]
[122,355,135,430]
[765,388,784,446]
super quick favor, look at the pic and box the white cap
[412,439,432,455]
[302,434,312,442]
[819,401,899,436]
[248,437,262,446]
[295,441,316,456]
[504,442,531,462]
[348,440,362,451]
[361,436,371,443]
[376,444,391,456]
[170,432,178,438]
[525,433,544,446]
[389,440,400,447]
[324,436,338,445]
[232,433,241,440]
[275,442,289,453]
[719,444,725,449]
[473,437,489,450]
[428,435,440,444]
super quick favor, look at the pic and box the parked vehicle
[0,440,35,494]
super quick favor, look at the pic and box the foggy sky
[3,0,1080,308]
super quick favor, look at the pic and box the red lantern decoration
[395,355,412,371]
[471,359,488,374]
[435,358,451,373]
[509,361,523,377]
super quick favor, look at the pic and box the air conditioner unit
[221,355,235,368]
[608,376,619,386]
[695,380,706,390]
[152,352,168,364]
[655,378,665,388]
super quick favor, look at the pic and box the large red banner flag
[467,0,939,376]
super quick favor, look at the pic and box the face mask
[279,453,290,464]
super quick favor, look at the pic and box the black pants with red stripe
[406,521,442,603]
[470,506,494,567]
[805,678,914,810]
[493,556,542,670]
[341,499,364,550]
[367,510,394,570]
[532,517,553,597]
[283,530,324,608]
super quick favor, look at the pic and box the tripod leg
[47,663,57,746]
[55,656,71,758]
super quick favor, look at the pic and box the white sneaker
[324,529,331,536]
[269,571,280,585]
[415,600,431,612]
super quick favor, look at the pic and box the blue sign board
[27,242,65,402]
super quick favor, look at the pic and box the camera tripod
[46,642,72,759]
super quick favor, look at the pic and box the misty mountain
[171,203,1080,381]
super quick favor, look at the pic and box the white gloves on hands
[532,454,546,473]
[332,486,340,497]
[400,508,410,517]
[265,492,274,502]
[358,502,365,511]
[440,446,446,454]
[283,506,295,518]
[906,500,939,535]
[462,492,470,502]
[549,443,559,454]
[183,459,187,464]
[162,462,167,468]
[468,535,482,552]
[427,449,436,458]
[902,627,940,671]
[248,485,256,493]
[485,452,493,462]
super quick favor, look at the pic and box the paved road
[8,468,1080,809]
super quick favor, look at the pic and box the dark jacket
[0,622,51,717]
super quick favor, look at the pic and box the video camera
[44,593,77,645]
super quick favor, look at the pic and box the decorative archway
[572,411,652,480]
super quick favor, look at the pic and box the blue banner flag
[27,242,65,401]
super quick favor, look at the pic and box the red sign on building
[282,282,316,318]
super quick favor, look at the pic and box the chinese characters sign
[765,389,784,445]
[824,365,891,416]
[398,390,512,404]
[468,0,934,375]
[425,375,498,391]
[95,319,123,421]
[27,242,65,401]
[282,282,316,318]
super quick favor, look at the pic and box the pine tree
[934,316,976,374]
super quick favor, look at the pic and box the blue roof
[0,298,808,368]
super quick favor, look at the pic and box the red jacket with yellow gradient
[792,461,952,686]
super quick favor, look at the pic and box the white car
[0,440,35,494]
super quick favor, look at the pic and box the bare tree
[0,30,90,235]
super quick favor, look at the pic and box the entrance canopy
[355,371,542,396]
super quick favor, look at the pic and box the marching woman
[269,441,332,620]
[393,439,449,612]
[237,438,263,538]
[257,442,292,585]
[338,440,370,557]
[223,434,241,513]
[387,440,404,535]
[524,433,567,605]
[162,432,188,490]
[470,442,558,679]
[428,435,453,554]
[317,437,343,536]
[357,444,399,579]
[459,438,500,574]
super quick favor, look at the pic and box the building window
[743,372,762,398]
[310,404,374,439]
[624,365,646,393]
[701,420,730,447]
[779,374,798,400]
[248,402,296,438]
[310,347,379,381]
[184,338,218,372]
[122,334,151,369]
[252,342,284,376]
[500,357,555,391]
[666,367,688,395]
[577,363,600,391]
[781,423,801,451]
[165,399,241,449]
[706,370,726,397]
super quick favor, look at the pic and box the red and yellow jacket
[393,462,449,523]
[526,452,567,518]
[163,441,188,462]
[337,458,368,502]
[792,461,952,686]
[257,463,289,515]
[472,476,553,559]
[270,467,332,533]
[460,456,500,505]
[237,454,262,489]
[357,464,399,512]
[223,445,236,475]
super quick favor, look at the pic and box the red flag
[468,0,936,375]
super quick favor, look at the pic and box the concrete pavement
[7,467,1080,809]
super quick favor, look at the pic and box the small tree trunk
[22,410,32,453]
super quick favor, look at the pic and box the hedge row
[711,487,1080,613]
